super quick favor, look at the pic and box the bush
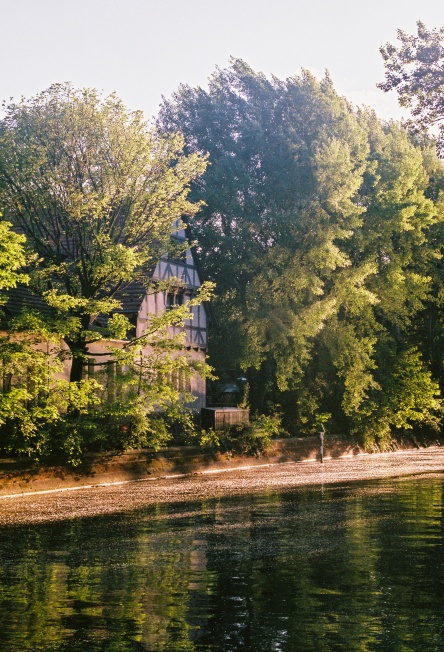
[196,413,283,456]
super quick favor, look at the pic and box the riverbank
[0,435,353,497]
[1,446,444,526]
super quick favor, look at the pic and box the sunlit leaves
[0,219,28,298]
[379,21,444,156]
[160,59,444,443]
[0,85,212,458]
[0,84,208,385]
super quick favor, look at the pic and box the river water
[1,474,444,651]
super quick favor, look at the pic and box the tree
[0,218,27,300]
[159,61,370,405]
[378,21,444,156]
[0,221,62,456]
[0,85,213,460]
[159,60,443,446]
[0,84,207,383]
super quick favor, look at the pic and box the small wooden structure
[201,407,250,432]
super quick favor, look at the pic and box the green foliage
[197,413,282,456]
[0,327,103,461]
[2,66,444,457]
[355,347,442,451]
[0,83,207,383]
[0,218,28,302]
[379,21,444,156]
[159,59,444,447]
[159,61,372,401]
[0,291,213,464]
[0,85,213,462]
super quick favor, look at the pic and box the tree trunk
[65,340,88,415]
[67,315,91,384]
[69,351,85,383]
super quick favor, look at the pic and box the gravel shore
[1,447,444,526]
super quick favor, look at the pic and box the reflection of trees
[193,483,444,651]
[0,479,443,650]
[0,510,205,651]
[369,481,444,650]
[194,491,338,650]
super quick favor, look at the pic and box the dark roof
[2,284,53,320]
[1,245,211,324]
[1,281,146,328]
[113,280,146,313]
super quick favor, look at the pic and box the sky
[1,0,443,123]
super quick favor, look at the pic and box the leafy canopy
[0,218,27,299]
[0,85,213,461]
[379,21,444,156]
[0,83,208,382]
[0,83,206,309]
[159,59,444,446]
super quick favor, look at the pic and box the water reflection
[0,477,444,650]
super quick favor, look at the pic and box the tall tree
[159,60,443,446]
[0,84,207,383]
[379,22,444,408]
[159,61,369,403]
[379,21,444,156]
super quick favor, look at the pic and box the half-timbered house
[2,224,209,411]
[115,224,209,410]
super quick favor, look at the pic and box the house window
[126,312,138,339]
[166,292,183,311]
[171,368,191,393]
